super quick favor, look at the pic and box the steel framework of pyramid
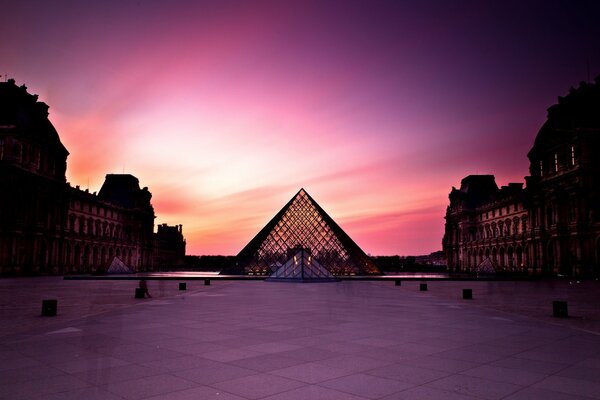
[222,189,381,278]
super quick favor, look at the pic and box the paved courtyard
[1,277,600,399]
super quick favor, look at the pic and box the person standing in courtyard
[139,279,152,298]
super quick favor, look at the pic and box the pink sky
[2,1,599,255]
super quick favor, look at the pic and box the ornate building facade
[443,77,600,277]
[0,79,186,275]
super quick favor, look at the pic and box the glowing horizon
[3,1,599,255]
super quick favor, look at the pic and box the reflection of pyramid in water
[223,188,380,277]
[269,248,337,281]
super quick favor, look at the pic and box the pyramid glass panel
[223,189,381,277]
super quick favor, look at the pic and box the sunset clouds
[2,0,599,255]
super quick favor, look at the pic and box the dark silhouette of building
[444,76,600,277]
[0,79,185,274]
[223,188,380,277]
[153,224,186,269]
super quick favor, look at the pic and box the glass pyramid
[223,189,381,278]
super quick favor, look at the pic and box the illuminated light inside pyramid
[229,189,380,277]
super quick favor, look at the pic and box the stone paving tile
[0,374,91,400]
[555,364,600,383]
[72,363,162,385]
[157,341,230,355]
[242,341,303,354]
[454,342,525,357]
[262,385,370,400]
[460,364,548,386]
[200,347,263,362]
[387,342,452,356]
[406,355,480,373]
[278,346,340,362]
[104,374,197,400]
[434,348,504,363]
[229,353,305,372]
[426,373,524,399]
[95,342,160,357]
[365,363,451,385]
[140,354,225,372]
[143,385,246,400]
[211,373,305,399]
[354,347,419,362]
[502,387,596,400]
[532,375,600,399]
[0,364,66,385]
[30,387,126,400]
[319,373,415,399]
[111,346,187,363]
[52,356,131,373]
[514,347,593,364]
[576,357,600,369]
[488,356,570,374]
[350,337,402,348]
[380,386,480,399]
[171,361,257,385]
[270,361,350,383]
[315,354,394,373]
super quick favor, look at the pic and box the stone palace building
[443,76,600,277]
[0,79,185,275]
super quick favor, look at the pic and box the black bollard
[553,301,568,318]
[41,299,57,316]
[135,288,144,299]
[419,283,428,291]
[395,279,401,286]
[179,282,187,291]
[462,289,473,299]
[204,279,211,286]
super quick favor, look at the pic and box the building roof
[529,75,600,157]
[0,79,68,155]
[98,174,154,211]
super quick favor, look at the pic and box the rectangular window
[554,153,558,172]
[571,146,576,166]
[13,142,22,162]
[539,160,543,176]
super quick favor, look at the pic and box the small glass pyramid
[223,189,381,278]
